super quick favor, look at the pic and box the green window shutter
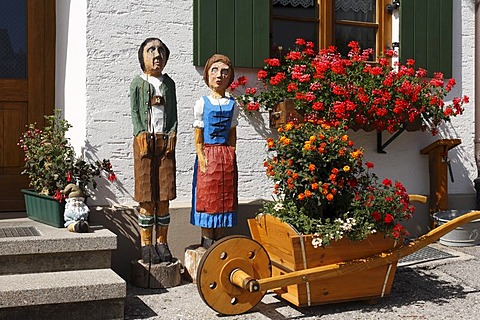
[193,0,270,68]
[400,0,452,78]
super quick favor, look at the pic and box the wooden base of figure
[130,258,182,288]
[183,245,206,283]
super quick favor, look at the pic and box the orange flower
[267,138,275,149]
[318,134,325,140]
[309,135,316,142]
[303,142,312,151]
[263,161,269,167]
[298,193,305,201]
[283,138,291,145]
[284,123,294,131]
[286,169,292,176]
[308,164,316,171]
[326,193,334,201]
[311,182,319,190]
[277,127,283,133]
[341,134,349,141]
[331,168,339,174]
[350,150,363,159]
[338,148,345,156]
[305,190,312,198]
[292,173,299,180]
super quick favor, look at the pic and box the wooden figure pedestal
[130,258,182,289]
[184,245,206,283]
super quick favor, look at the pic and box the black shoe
[73,220,89,233]
[201,237,215,249]
[141,245,161,264]
[155,243,173,262]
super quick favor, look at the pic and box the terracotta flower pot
[269,99,304,129]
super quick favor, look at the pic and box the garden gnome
[191,54,239,249]
[130,37,177,264]
[61,183,90,233]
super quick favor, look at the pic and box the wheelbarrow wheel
[196,235,271,315]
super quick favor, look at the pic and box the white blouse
[193,95,239,128]
[141,74,165,133]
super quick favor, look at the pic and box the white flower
[346,218,356,225]
[312,237,323,248]
[273,202,284,211]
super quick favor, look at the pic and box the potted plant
[247,120,416,306]
[231,39,468,134]
[18,110,116,227]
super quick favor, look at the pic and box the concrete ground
[124,243,480,320]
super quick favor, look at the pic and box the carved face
[143,39,167,76]
[208,61,232,93]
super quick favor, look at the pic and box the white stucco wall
[56,0,477,207]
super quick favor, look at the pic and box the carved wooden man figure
[130,38,177,264]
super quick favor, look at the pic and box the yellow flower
[309,135,316,142]
[343,165,350,172]
[284,123,294,131]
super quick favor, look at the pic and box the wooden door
[0,0,55,212]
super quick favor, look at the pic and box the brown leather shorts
[133,132,176,202]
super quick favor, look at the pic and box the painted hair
[137,37,170,72]
[203,54,235,87]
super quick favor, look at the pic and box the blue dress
[190,96,238,228]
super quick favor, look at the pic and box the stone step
[0,269,126,320]
[0,218,117,275]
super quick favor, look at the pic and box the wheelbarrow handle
[409,194,427,203]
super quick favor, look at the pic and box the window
[194,0,453,76]
[271,0,391,59]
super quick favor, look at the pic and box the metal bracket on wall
[376,127,406,153]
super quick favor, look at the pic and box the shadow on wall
[90,200,264,281]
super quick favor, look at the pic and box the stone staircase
[0,218,126,320]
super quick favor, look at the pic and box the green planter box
[22,189,65,228]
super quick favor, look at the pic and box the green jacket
[130,74,178,136]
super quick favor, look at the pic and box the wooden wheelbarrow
[196,195,480,315]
